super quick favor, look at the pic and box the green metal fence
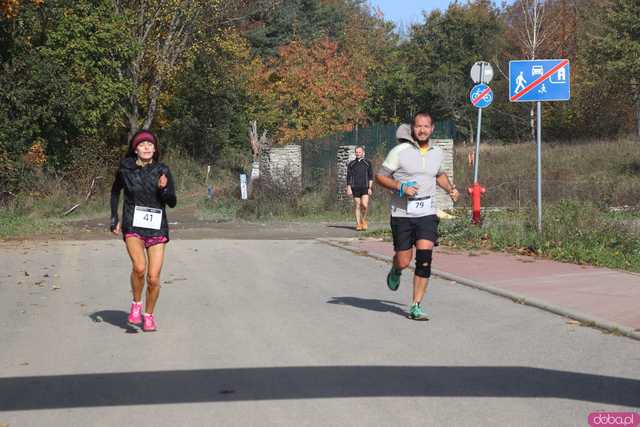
[300,121,455,190]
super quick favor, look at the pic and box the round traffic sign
[471,61,494,84]
[470,83,493,108]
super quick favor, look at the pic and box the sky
[368,0,453,28]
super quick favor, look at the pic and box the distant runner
[375,112,459,320]
[346,146,374,231]
[110,130,177,332]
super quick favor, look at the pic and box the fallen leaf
[566,319,581,326]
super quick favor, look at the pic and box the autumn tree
[249,37,368,144]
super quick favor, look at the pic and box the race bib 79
[407,198,431,216]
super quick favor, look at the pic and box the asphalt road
[0,239,638,426]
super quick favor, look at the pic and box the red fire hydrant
[468,183,486,224]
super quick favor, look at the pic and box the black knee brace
[415,249,432,278]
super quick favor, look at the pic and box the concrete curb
[318,238,640,342]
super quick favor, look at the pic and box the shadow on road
[326,225,357,231]
[327,296,406,317]
[1,366,638,410]
[89,310,139,334]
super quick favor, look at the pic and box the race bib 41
[132,206,162,230]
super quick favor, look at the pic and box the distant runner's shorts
[125,233,168,248]
[390,215,439,251]
[351,187,369,198]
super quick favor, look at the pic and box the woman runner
[110,130,177,332]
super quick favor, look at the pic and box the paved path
[0,239,638,427]
[329,238,640,340]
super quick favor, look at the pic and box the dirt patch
[1,207,387,242]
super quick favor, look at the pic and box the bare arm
[376,174,399,192]
[436,174,459,202]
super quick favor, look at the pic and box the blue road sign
[470,83,493,109]
[509,59,570,102]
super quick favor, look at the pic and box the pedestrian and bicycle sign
[509,59,570,102]
[470,83,493,109]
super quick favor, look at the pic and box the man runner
[346,146,373,231]
[375,112,459,320]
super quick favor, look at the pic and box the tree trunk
[143,76,163,130]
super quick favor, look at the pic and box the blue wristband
[398,181,416,198]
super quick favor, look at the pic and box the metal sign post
[468,62,493,224]
[509,59,571,233]
[536,101,542,231]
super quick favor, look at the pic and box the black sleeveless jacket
[110,157,177,239]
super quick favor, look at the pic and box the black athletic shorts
[390,214,439,251]
[351,187,369,198]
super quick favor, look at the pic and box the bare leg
[393,248,413,271]
[144,243,165,314]
[354,197,362,227]
[412,239,435,304]
[125,237,147,302]
[360,194,369,223]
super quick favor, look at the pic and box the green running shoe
[408,303,429,321]
[386,267,401,291]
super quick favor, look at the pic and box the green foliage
[162,30,253,163]
[245,0,356,56]
[437,202,640,272]
[0,0,134,190]
[403,1,504,137]
[580,0,640,137]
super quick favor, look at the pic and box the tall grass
[454,138,640,208]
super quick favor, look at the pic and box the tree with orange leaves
[0,0,42,19]
[249,37,368,144]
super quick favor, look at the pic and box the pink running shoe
[143,313,157,332]
[128,301,142,325]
